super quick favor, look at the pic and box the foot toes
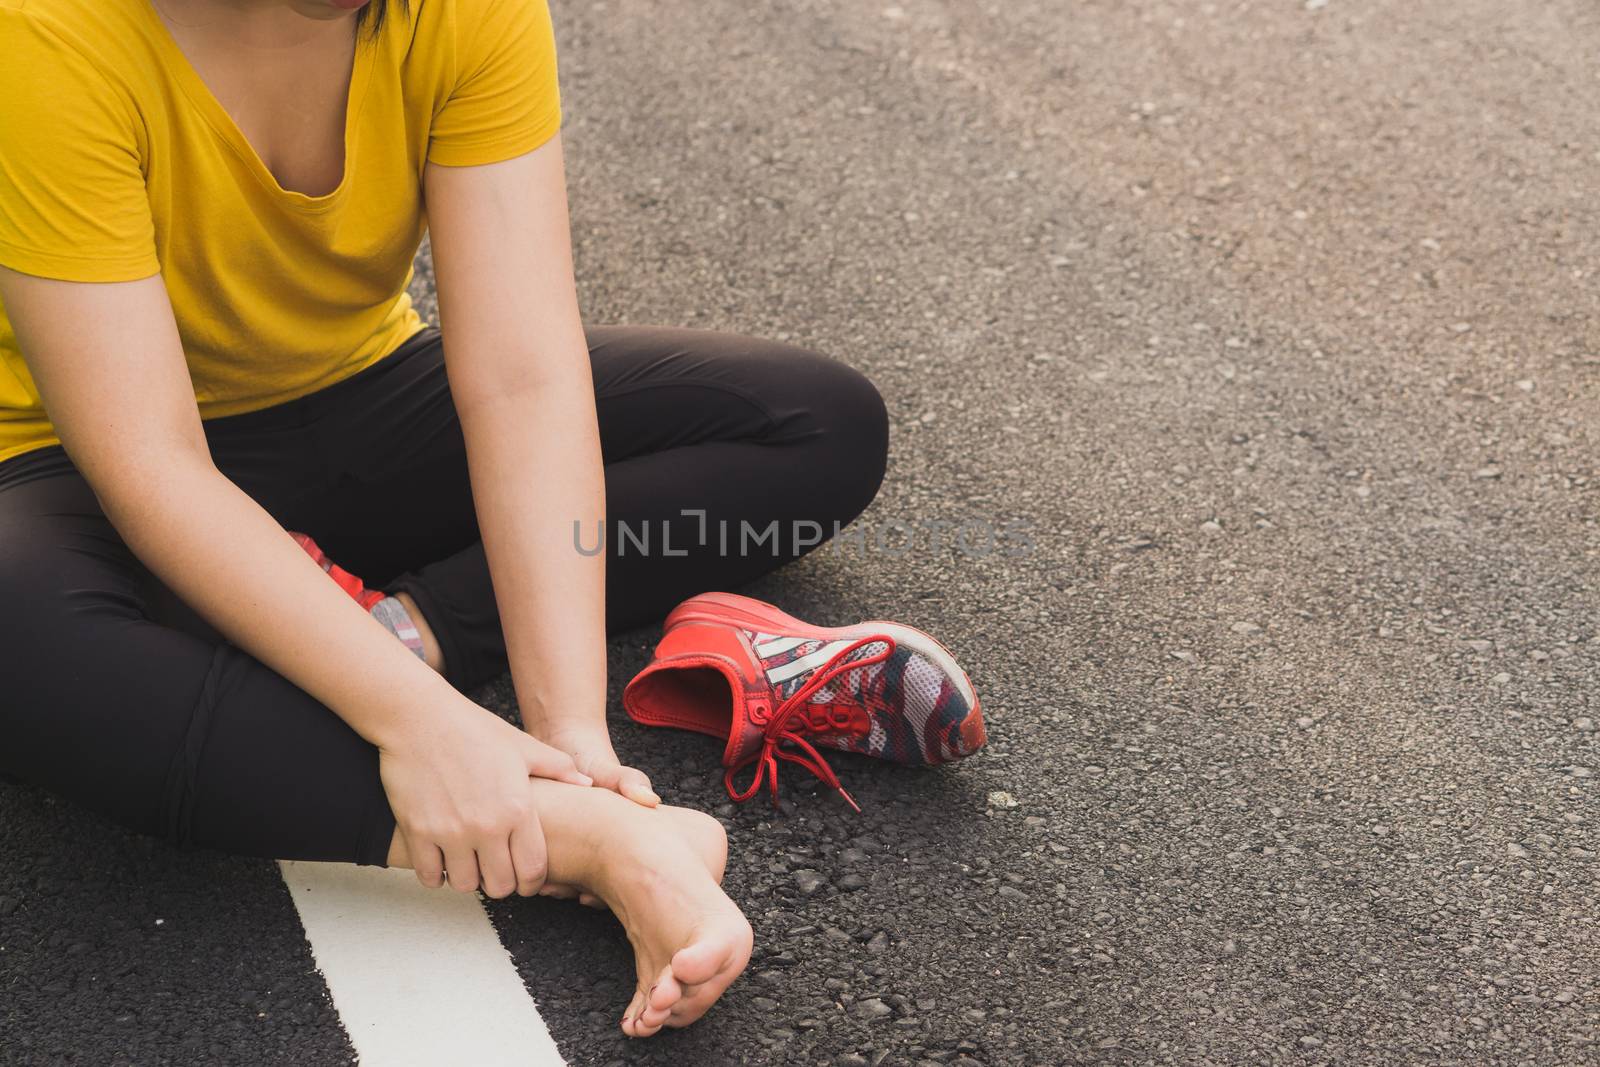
[633,965,680,1034]
[670,938,733,988]
[670,917,751,988]
[620,987,646,1037]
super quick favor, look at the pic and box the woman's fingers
[442,844,482,893]
[410,837,447,889]
[616,765,661,807]
[520,734,594,787]
[476,841,519,899]
[508,818,550,896]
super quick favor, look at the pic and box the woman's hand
[540,722,661,808]
[379,702,593,896]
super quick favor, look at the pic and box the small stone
[852,997,893,1020]
[1491,672,1511,685]
[1506,842,1528,859]
[1573,717,1594,733]
[1299,1035,1323,1049]
[1451,321,1473,333]
[838,874,868,891]
[1199,520,1223,534]
[866,931,890,953]
[987,791,1019,809]
[793,869,827,895]
[1296,715,1315,728]
[1464,639,1493,652]
[1231,621,1261,634]
[1474,466,1502,480]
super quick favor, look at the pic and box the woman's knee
[780,349,890,521]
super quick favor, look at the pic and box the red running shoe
[286,531,387,611]
[622,592,986,811]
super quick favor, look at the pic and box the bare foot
[529,786,750,1038]
[537,804,726,912]
[387,781,750,1035]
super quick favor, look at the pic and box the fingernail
[574,773,594,786]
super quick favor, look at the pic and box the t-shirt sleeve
[427,0,564,167]
[0,12,159,282]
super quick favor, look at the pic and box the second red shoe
[622,592,986,810]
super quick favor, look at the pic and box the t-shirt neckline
[135,0,376,213]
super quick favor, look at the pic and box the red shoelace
[723,634,896,813]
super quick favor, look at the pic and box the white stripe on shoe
[753,635,809,657]
[764,638,859,685]
[280,861,566,1067]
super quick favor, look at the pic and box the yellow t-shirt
[0,0,563,465]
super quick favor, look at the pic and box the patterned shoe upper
[623,604,986,810]
[743,629,982,768]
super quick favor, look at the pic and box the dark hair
[354,0,409,41]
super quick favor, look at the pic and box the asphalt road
[3,1,1597,1064]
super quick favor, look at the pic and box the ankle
[393,591,446,674]
[526,779,640,889]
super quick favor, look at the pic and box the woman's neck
[151,0,358,49]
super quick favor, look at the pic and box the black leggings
[0,325,888,866]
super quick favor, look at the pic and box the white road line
[279,861,566,1067]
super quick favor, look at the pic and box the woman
[0,0,888,1037]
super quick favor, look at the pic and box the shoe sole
[664,591,982,724]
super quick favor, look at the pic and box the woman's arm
[423,131,658,806]
[0,264,592,895]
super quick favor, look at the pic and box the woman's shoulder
[1,0,153,53]
[1,0,166,107]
